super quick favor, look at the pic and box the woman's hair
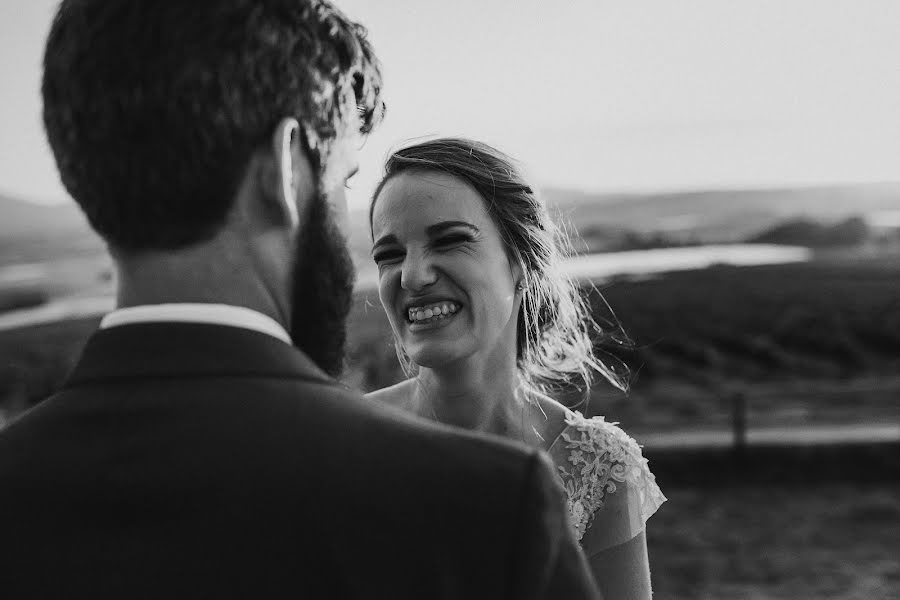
[370,137,630,400]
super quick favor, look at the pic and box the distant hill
[748,216,874,247]
[0,194,92,239]
[0,194,104,266]
[3,182,900,268]
[543,182,900,244]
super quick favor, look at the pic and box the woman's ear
[510,260,526,295]
[271,117,301,231]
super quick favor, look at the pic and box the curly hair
[370,137,631,399]
[43,0,384,252]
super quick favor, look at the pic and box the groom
[0,1,598,598]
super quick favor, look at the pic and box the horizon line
[4,177,900,210]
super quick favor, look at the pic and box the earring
[515,281,526,293]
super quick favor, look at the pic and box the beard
[289,189,356,377]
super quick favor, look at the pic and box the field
[647,483,900,599]
[584,254,900,431]
[593,256,900,385]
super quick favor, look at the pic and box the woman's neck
[416,370,507,432]
[412,353,540,441]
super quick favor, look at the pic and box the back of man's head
[42,0,384,254]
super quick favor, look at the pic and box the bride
[365,137,665,598]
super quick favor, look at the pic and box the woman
[365,137,665,598]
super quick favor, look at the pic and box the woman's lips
[406,300,460,323]
[406,304,462,332]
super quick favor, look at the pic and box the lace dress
[547,409,666,553]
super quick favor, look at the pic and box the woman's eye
[435,234,471,247]
[372,250,403,264]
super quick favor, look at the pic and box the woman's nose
[401,251,437,291]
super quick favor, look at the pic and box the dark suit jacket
[0,322,598,599]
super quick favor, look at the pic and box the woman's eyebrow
[371,233,398,251]
[372,221,478,252]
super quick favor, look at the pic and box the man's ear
[243,117,314,235]
[271,117,302,231]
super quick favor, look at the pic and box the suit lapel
[64,322,335,388]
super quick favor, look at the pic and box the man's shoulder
[76,368,542,487]
[277,378,548,506]
[3,375,544,515]
[0,372,580,598]
[285,376,540,474]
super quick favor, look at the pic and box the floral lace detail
[555,411,665,541]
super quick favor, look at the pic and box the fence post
[732,391,747,459]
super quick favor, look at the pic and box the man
[0,1,599,598]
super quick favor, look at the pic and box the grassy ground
[587,377,900,435]
[591,256,900,388]
[647,484,900,600]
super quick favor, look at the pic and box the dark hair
[43,0,384,252]
[370,137,630,398]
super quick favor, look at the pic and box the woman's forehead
[372,171,491,233]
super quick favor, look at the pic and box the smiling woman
[364,137,665,599]
[370,169,523,373]
[368,138,631,396]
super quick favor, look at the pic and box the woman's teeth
[408,302,459,323]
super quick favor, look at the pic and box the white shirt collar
[99,303,291,345]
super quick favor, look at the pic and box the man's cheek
[329,186,349,233]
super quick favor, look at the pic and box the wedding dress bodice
[547,410,666,552]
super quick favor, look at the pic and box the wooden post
[732,391,747,459]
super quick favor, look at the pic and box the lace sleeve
[551,411,666,552]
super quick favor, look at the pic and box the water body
[0,244,811,331]
[0,295,113,331]
[355,243,812,290]
[0,263,47,286]
[560,243,811,283]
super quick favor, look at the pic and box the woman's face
[371,171,520,369]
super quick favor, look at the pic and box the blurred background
[1,1,898,598]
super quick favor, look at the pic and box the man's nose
[401,250,437,291]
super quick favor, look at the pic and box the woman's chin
[407,345,470,370]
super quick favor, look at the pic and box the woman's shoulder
[552,409,658,489]
[549,409,666,543]
[531,396,638,456]
[552,409,645,463]
[526,392,571,451]
[364,379,417,411]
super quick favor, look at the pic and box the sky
[1,0,898,210]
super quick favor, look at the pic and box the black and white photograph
[1,1,898,598]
